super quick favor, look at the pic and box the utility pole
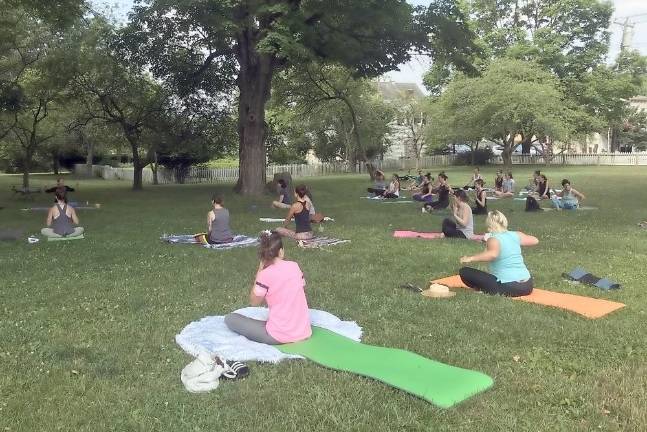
[614,13,647,52]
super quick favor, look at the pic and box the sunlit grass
[1,165,646,431]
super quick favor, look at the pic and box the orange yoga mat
[431,275,625,319]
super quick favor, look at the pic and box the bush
[453,148,493,166]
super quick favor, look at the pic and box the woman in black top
[494,170,504,192]
[422,173,451,213]
[473,179,488,215]
[535,174,550,199]
[276,185,314,240]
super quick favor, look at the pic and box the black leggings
[441,218,466,239]
[459,267,533,297]
[367,188,385,195]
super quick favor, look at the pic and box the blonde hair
[486,210,508,233]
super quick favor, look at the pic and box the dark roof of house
[376,82,425,102]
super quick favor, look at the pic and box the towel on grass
[362,196,408,201]
[393,230,484,242]
[21,206,99,211]
[260,217,335,223]
[0,228,24,241]
[161,234,259,249]
[176,307,362,363]
[299,237,350,248]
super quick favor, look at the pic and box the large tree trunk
[502,144,513,169]
[521,136,532,154]
[151,151,159,185]
[85,135,93,177]
[52,152,60,175]
[234,32,274,195]
[22,158,30,189]
[132,155,144,190]
[128,138,144,191]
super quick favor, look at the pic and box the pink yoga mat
[393,231,485,242]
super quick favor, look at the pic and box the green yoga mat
[47,234,84,242]
[277,327,493,408]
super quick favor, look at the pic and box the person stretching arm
[458,210,538,297]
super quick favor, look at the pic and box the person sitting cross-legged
[272,179,292,209]
[551,179,585,210]
[458,210,538,297]
[275,185,314,240]
[440,189,474,239]
[41,191,84,238]
[224,231,312,345]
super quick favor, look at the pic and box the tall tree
[271,64,394,175]
[0,9,77,187]
[425,0,620,152]
[426,59,573,167]
[71,18,233,190]
[124,0,476,195]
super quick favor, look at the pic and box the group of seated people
[223,208,539,347]
[367,171,401,199]
[199,181,320,245]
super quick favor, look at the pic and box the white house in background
[630,95,647,112]
[570,96,647,153]
[375,82,427,160]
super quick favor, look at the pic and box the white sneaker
[421,207,427,213]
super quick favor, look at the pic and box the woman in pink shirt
[224,231,312,344]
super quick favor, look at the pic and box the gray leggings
[224,313,280,345]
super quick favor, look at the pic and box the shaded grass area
[1,166,646,431]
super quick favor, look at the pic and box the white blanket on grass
[176,307,362,363]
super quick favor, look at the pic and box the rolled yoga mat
[431,275,625,319]
[277,327,494,408]
[562,267,620,290]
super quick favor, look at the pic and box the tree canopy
[427,59,573,166]
[123,0,477,194]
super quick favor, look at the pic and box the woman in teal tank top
[458,210,539,297]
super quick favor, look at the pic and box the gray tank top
[458,205,474,238]
[209,208,233,243]
[52,204,74,236]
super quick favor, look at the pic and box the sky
[95,0,647,90]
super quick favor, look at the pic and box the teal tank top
[489,231,531,283]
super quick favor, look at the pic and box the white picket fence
[494,153,647,166]
[74,153,647,185]
[74,155,457,185]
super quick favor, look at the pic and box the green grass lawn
[1,166,646,432]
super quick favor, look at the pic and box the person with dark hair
[275,185,314,240]
[367,170,386,196]
[45,178,75,196]
[494,170,504,192]
[205,195,233,244]
[552,179,585,210]
[459,210,538,296]
[422,173,451,213]
[473,178,488,215]
[41,191,84,238]
[224,231,312,344]
[440,189,474,239]
[272,179,292,209]
[534,174,550,199]
[412,174,434,202]
[525,170,541,191]
[379,174,400,199]
[495,172,515,198]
